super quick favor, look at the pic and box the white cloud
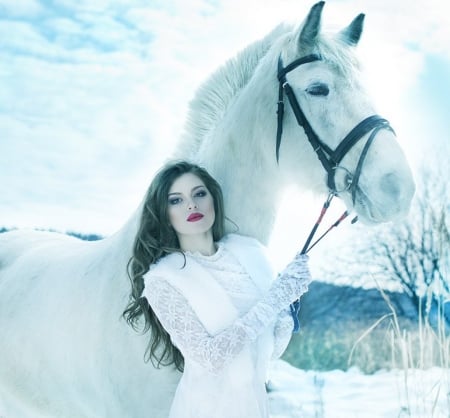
[0,0,45,18]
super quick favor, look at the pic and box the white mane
[177,23,289,157]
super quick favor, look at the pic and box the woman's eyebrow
[191,185,205,191]
[168,185,204,197]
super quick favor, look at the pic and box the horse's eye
[306,83,329,96]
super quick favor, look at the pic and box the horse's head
[276,1,415,224]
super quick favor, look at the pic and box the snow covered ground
[268,360,450,418]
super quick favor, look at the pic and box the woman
[124,160,311,418]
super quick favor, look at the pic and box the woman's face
[167,172,215,239]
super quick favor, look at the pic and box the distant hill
[0,227,103,241]
[300,281,418,327]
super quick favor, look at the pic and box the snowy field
[268,360,450,418]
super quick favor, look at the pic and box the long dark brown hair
[123,160,225,371]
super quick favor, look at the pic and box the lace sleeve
[144,276,279,375]
[271,308,294,359]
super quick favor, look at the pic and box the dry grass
[372,285,450,417]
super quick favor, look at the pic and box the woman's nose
[187,199,197,210]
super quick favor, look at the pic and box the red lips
[187,213,204,222]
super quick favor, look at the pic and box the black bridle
[276,54,395,332]
[276,54,395,204]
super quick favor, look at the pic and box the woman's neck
[178,232,217,256]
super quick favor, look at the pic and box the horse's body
[0,3,415,417]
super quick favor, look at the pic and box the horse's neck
[223,168,281,244]
[102,203,142,268]
[191,80,282,244]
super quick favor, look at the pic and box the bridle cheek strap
[276,54,327,163]
[283,81,335,174]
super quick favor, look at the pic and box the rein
[276,53,395,331]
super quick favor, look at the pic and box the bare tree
[371,190,449,307]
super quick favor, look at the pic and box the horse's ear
[339,13,365,46]
[296,1,325,49]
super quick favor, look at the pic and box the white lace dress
[143,235,303,418]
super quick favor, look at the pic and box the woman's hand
[265,253,312,308]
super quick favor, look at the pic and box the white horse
[0,3,415,417]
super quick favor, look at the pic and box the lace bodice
[185,244,262,313]
[144,245,296,375]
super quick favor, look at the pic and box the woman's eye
[169,198,182,205]
[306,83,329,96]
[195,190,207,197]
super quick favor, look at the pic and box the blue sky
[0,0,449,259]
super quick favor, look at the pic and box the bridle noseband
[276,54,395,204]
